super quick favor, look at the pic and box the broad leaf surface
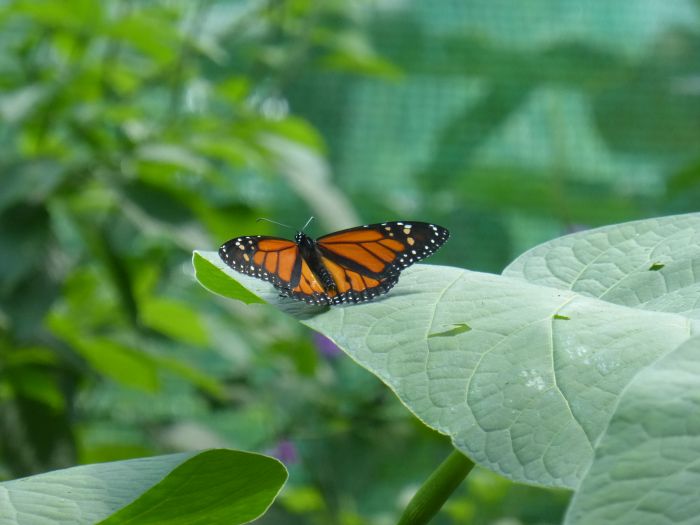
[565,335,700,524]
[504,213,700,319]
[0,449,286,525]
[193,213,700,490]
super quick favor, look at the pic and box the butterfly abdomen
[295,232,337,291]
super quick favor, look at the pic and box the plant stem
[396,449,474,525]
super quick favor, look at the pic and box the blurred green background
[1,1,699,523]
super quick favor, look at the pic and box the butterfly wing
[317,221,449,278]
[219,235,303,291]
[219,235,331,304]
[316,221,449,304]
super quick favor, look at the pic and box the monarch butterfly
[219,219,449,305]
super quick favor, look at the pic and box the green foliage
[0,1,411,522]
[0,449,287,524]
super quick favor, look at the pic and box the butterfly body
[294,231,337,292]
[219,221,449,306]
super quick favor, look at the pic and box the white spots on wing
[243,253,250,262]
[238,244,245,251]
[382,222,449,273]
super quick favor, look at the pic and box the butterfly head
[295,217,315,246]
[295,230,314,247]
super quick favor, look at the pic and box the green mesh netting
[288,0,700,272]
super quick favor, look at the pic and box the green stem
[397,449,474,525]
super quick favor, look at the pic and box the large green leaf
[504,213,700,319]
[0,449,287,525]
[565,335,700,524]
[193,213,700,489]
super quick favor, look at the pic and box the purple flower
[270,439,298,464]
[312,332,343,359]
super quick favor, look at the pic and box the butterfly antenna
[301,216,315,232]
[256,217,294,231]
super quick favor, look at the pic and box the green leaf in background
[564,335,700,525]
[140,297,209,347]
[193,213,700,489]
[149,352,224,399]
[6,366,65,412]
[0,449,287,525]
[136,144,210,175]
[48,312,160,392]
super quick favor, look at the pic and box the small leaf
[648,262,664,271]
[553,314,571,320]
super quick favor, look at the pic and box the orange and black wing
[284,258,353,306]
[219,235,303,291]
[219,235,340,305]
[219,222,449,306]
[304,257,401,304]
[315,221,449,304]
